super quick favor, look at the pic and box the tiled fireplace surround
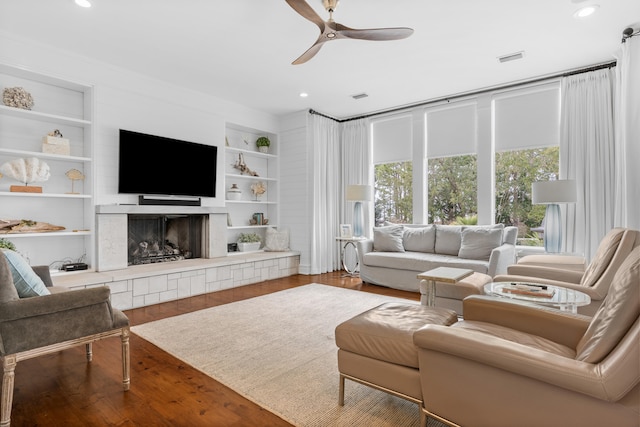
[51,205,299,311]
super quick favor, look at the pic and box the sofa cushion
[1,249,50,298]
[373,225,405,252]
[0,252,19,302]
[362,251,489,275]
[576,246,640,363]
[458,227,504,261]
[435,225,462,255]
[403,225,435,253]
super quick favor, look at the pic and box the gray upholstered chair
[494,227,640,315]
[0,253,130,427]
[413,245,640,427]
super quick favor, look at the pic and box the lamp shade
[532,180,576,204]
[346,185,372,202]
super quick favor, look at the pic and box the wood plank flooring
[9,272,418,426]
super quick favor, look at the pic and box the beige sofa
[357,224,518,292]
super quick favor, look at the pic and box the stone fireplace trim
[96,205,228,272]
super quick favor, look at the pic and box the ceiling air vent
[351,93,369,100]
[498,51,524,63]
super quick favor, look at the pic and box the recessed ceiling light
[299,92,308,98]
[574,4,599,18]
[75,0,91,8]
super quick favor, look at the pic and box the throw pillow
[0,252,19,302]
[373,225,405,252]
[403,225,435,253]
[264,227,290,252]
[1,249,50,298]
[434,225,462,255]
[458,228,504,261]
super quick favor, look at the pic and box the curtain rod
[309,60,617,123]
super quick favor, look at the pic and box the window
[493,82,560,246]
[374,161,413,225]
[495,147,559,245]
[426,101,478,224]
[428,155,477,224]
[372,115,413,225]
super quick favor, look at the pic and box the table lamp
[532,179,576,253]
[346,184,372,238]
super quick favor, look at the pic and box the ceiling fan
[285,0,414,65]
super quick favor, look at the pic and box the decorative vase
[238,242,261,252]
[226,184,242,200]
[258,146,269,154]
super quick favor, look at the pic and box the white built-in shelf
[0,230,91,238]
[0,148,92,162]
[0,63,94,267]
[225,200,276,205]
[0,104,91,128]
[226,146,276,159]
[225,173,276,182]
[0,191,91,199]
[228,225,277,230]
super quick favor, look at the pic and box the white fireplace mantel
[95,205,228,272]
[96,204,227,215]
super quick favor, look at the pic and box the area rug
[131,284,446,427]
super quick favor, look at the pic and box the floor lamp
[532,180,576,253]
[346,185,372,238]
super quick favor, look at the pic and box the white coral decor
[0,157,50,185]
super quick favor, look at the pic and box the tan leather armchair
[494,227,640,315]
[0,254,130,427]
[413,245,640,427]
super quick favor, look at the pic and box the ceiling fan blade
[285,0,325,31]
[292,38,327,65]
[337,24,414,41]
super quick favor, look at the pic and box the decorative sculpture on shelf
[250,181,266,200]
[0,157,50,193]
[232,153,259,176]
[0,219,65,234]
[2,87,34,110]
[65,168,85,194]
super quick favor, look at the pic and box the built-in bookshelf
[0,64,94,268]
[224,123,278,252]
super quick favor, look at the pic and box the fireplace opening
[127,214,207,265]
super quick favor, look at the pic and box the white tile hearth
[51,252,300,310]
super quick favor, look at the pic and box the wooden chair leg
[338,374,345,406]
[121,328,130,391]
[1,355,17,427]
[85,343,93,362]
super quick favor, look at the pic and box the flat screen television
[118,129,217,198]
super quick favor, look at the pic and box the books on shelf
[501,283,555,298]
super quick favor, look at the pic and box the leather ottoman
[335,302,457,426]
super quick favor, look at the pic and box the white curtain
[614,36,640,230]
[561,68,616,260]
[308,113,341,273]
[341,118,372,232]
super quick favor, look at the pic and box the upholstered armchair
[0,252,130,427]
[413,245,640,427]
[494,227,640,315]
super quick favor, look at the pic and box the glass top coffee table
[484,282,590,314]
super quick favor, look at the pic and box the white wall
[278,111,312,273]
[0,31,281,208]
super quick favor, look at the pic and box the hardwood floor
[9,272,418,426]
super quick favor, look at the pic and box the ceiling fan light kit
[285,0,414,64]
